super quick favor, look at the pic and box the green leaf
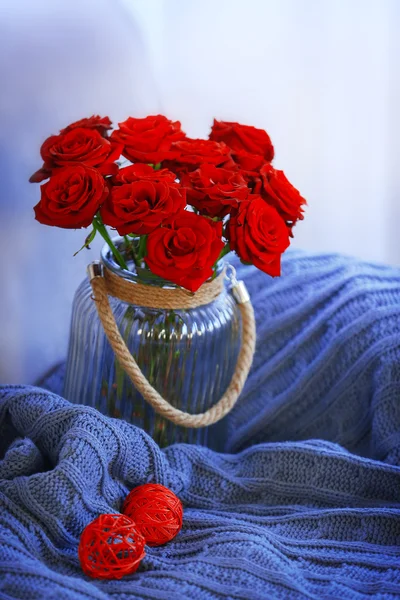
[73,228,96,256]
[135,266,165,284]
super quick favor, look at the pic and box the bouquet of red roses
[30,115,306,292]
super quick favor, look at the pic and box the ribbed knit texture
[1,250,400,599]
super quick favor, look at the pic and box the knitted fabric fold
[1,250,400,599]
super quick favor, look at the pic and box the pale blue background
[0,0,159,382]
[1,0,399,383]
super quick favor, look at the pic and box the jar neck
[100,236,225,289]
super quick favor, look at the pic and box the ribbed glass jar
[63,238,241,449]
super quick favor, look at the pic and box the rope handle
[88,263,256,428]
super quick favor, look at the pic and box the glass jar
[63,238,241,449]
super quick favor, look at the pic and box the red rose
[230,150,266,193]
[260,163,306,224]
[29,128,122,183]
[209,119,274,162]
[231,150,266,175]
[145,212,224,292]
[165,139,234,175]
[227,195,290,277]
[113,163,177,185]
[100,180,186,236]
[110,115,186,164]
[34,165,108,229]
[60,115,112,136]
[181,164,249,218]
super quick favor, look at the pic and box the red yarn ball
[122,483,183,546]
[78,514,146,579]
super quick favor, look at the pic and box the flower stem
[218,243,231,261]
[93,214,128,270]
[123,235,141,268]
[137,235,147,262]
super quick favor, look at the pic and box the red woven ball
[122,483,183,546]
[78,514,146,579]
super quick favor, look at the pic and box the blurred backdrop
[0,0,399,383]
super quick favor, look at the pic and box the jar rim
[100,236,226,289]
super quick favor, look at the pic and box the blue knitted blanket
[1,251,400,599]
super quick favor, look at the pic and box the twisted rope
[89,263,256,428]
[103,265,225,309]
